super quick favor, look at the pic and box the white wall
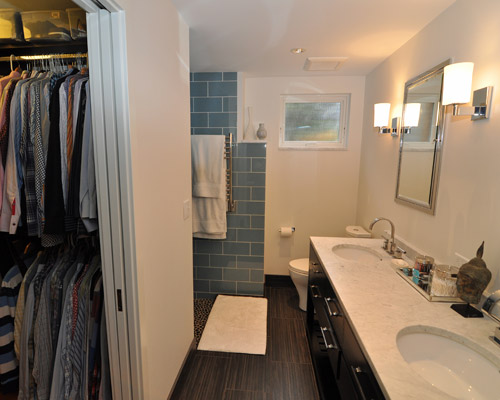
[244,76,365,275]
[357,0,500,294]
[115,0,194,398]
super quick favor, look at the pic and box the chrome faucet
[369,217,399,256]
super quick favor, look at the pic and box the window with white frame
[279,93,350,149]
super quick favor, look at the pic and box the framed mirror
[395,60,450,214]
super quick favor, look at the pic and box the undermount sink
[397,326,500,400]
[331,244,383,263]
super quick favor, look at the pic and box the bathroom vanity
[307,237,500,400]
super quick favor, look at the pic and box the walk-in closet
[0,1,137,399]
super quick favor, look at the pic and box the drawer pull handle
[324,297,334,316]
[332,311,342,317]
[310,285,321,298]
[320,326,338,350]
[310,262,321,273]
[351,365,368,400]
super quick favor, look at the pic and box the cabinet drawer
[308,286,341,376]
[325,296,344,346]
[343,322,384,399]
[338,354,358,400]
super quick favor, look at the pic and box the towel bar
[224,133,236,212]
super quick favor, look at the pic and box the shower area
[189,72,267,341]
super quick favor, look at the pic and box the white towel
[191,135,226,198]
[191,135,227,239]
[192,196,227,239]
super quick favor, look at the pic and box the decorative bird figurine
[456,242,491,305]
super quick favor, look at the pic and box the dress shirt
[18,263,43,400]
[66,75,79,180]
[50,250,76,351]
[0,79,19,207]
[0,79,23,233]
[21,79,39,237]
[26,261,54,399]
[86,275,103,399]
[0,79,19,170]
[0,70,21,95]
[79,83,97,232]
[69,257,100,399]
[49,263,82,400]
[66,80,88,232]
[44,74,71,234]
[32,255,62,400]
[59,79,70,209]
[14,253,41,360]
[98,309,111,400]
[37,75,64,247]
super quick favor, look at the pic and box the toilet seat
[289,258,309,275]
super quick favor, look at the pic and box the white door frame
[72,1,142,399]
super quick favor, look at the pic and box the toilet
[288,258,309,311]
[288,225,371,311]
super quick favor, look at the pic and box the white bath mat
[197,295,268,355]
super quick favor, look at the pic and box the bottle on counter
[413,255,434,288]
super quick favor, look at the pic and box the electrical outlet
[454,252,468,267]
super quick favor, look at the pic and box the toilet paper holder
[278,227,295,232]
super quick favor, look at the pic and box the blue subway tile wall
[191,72,266,299]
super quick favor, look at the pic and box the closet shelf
[0,39,87,57]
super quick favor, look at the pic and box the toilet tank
[345,225,371,238]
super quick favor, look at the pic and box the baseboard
[265,274,293,287]
[167,337,196,399]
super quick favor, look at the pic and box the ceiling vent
[303,57,348,71]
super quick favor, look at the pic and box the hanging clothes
[10,244,111,400]
[0,65,97,243]
[0,58,110,400]
[0,239,38,394]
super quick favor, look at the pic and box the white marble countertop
[310,236,500,400]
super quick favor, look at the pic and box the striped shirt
[0,265,23,391]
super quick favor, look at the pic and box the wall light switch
[183,199,191,220]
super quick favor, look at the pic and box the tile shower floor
[171,281,320,400]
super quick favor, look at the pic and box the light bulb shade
[374,103,390,127]
[403,103,421,127]
[442,62,474,105]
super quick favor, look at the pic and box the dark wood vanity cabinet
[307,244,385,400]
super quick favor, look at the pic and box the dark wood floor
[170,282,320,400]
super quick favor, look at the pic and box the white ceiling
[173,0,456,77]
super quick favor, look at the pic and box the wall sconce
[442,62,493,120]
[374,103,391,133]
[402,103,421,134]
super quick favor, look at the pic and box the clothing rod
[0,53,88,62]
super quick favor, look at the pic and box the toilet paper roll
[280,227,294,237]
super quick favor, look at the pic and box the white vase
[244,106,254,140]
[256,123,267,140]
